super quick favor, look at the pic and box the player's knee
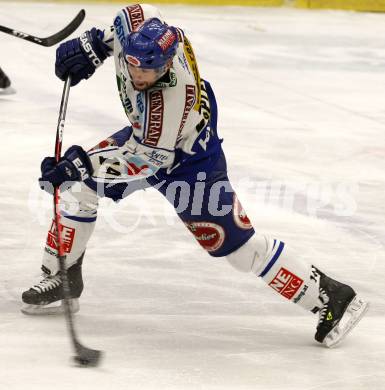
[225,234,273,274]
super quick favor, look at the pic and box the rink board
[296,0,385,11]
[5,0,285,6]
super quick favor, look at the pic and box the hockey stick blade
[0,9,85,47]
[73,341,103,367]
[59,258,103,368]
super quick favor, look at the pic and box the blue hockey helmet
[123,18,179,69]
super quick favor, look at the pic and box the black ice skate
[21,254,84,315]
[313,267,369,348]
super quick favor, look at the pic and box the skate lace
[31,274,61,293]
[317,288,330,326]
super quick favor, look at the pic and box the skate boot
[21,254,84,315]
[0,67,11,89]
[313,267,369,347]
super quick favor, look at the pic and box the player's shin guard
[225,234,368,347]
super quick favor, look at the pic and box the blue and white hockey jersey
[89,4,221,185]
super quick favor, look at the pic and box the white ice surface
[0,2,385,389]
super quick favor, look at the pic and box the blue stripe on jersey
[259,241,285,277]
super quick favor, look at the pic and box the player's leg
[21,126,144,314]
[226,234,368,347]
[153,149,368,347]
[21,182,98,314]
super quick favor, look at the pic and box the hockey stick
[54,74,102,367]
[0,9,85,47]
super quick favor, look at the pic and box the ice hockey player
[22,4,368,348]
[0,66,11,92]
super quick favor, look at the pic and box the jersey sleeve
[100,25,115,53]
[89,132,175,183]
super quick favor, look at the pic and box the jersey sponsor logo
[198,80,210,121]
[183,36,201,111]
[136,93,144,113]
[185,221,225,253]
[117,73,134,114]
[269,268,304,300]
[114,15,126,45]
[46,221,76,254]
[144,149,169,167]
[233,194,253,230]
[144,90,164,146]
[177,85,196,139]
[126,4,144,32]
[194,80,211,151]
[157,29,176,52]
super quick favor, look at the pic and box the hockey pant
[42,145,322,313]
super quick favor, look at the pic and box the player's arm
[55,26,113,86]
[39,140,174,193]
[89,138,175,183]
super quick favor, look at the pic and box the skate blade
[324,296,369,348]
[21,298,80,316]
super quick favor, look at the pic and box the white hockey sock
[42,183,98,275]
[258,244,322,311]
[43,216,96,274]
[226,234,322,312]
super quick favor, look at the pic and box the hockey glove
[55,28,110,86]
[39,145,93,194]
